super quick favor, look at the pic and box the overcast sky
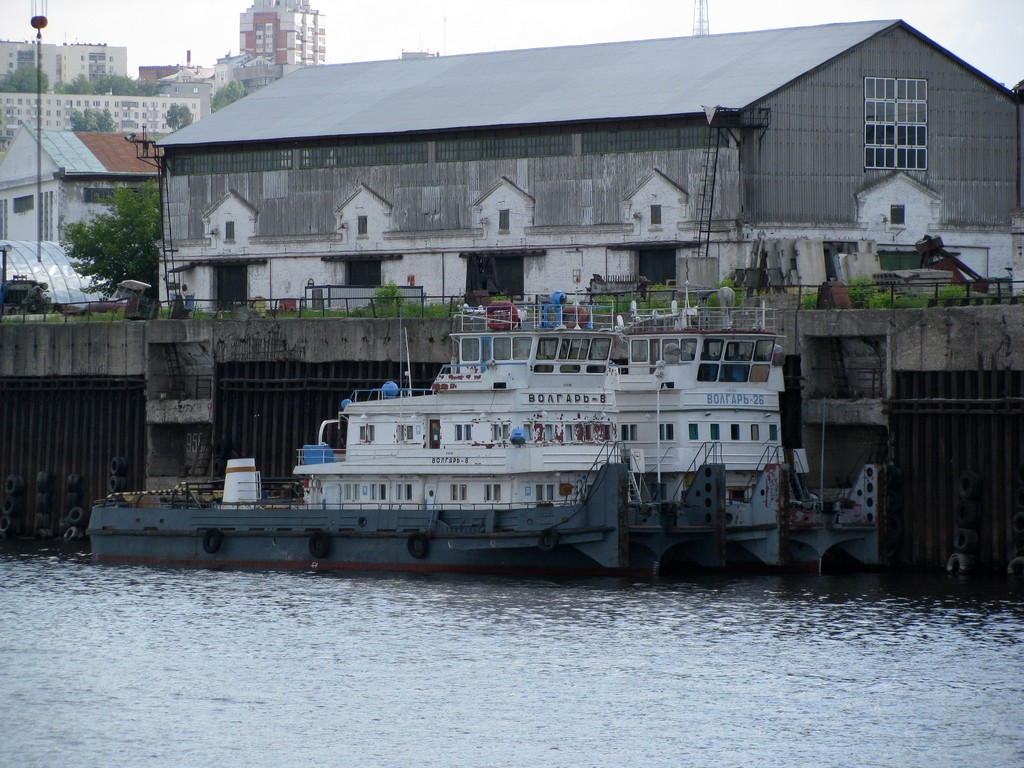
[2,0,1020,87]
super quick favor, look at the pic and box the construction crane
[693,0,709,36]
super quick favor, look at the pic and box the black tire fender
[953,527,978,554]
[202,528,224,554]
[946,552,974,575]
[958,470,983,501]
[308,530,331,559]
[538,528,559,552]
[407,532,429,559]
[954,499,980,529]
[67,506,89,527]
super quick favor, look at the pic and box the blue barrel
[302,444,334,464]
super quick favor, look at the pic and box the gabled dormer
[335,183,393,244]
[856,171,942,242]
[622,168,689,236]
[472,176,535,236]
[202,189,259,251]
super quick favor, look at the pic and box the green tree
[0,65,48,93]
[165,103,194,131]
[62,181,161,297]
[91,74,139,95]
[55,74,93,94]
[69,108,116,132]
[211,80,245,112]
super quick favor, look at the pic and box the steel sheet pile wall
[214,359,438,478]
[0,377,146,533]
[889,366,1023,571]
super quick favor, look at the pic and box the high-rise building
[0,40,128,86]
[239,1,325,67]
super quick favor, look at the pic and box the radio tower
[693,0,709,36]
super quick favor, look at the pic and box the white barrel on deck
[223,458,262,503]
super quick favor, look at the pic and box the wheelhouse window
[864,77,927,170]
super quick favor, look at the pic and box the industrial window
[620,424,638,441]
[535,484,555,501]
[454,424,473,441]
[170,149,292,175]
[359,424,375,442]
[394,483,413,501]
[864,77,927,170]
[0,200,7,239]
[730,424,740,440]
[224,220,235,241]
[397,424,414,442]
[84,187,114,203]
[498,209,510,232]
[582,126,716,154]
[357,215,368,236]
[436,134,572,162]
[659,423,674,441]
[13,195,33,214]
[650,205,662,225]
[750,424,760,441]
[688,423,699,440]
[299,142,427,169]
[889,205,905,225]
[769,424,778,441]
[484,484,501,502]
[710,424,720,441]
[450,484,467,501]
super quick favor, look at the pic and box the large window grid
[300,142,427,169]
[582,126,717,154]
[170,149,293,176]
[436,134,572,162]
[864,77,927,171]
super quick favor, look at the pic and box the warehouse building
[157,19,1022,306]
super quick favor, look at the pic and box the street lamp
[31,2,47,264]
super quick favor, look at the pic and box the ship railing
[687,441,724,471]
[624,306,776,334]
[344,386,434,402]
[453,300,618,333]
[740,444,784,500]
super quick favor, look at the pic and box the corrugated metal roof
[161,19,898,148]
[40,131,155,175]
[42,132,107,173]
[75,133,155,175]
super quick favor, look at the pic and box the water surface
[2,548,1022,768]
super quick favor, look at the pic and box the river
[2,547,1022,768]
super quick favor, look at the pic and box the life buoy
[538,529,559,552]
[308,530,331,559]
[561,305,589,328]
[203,528,224,554]
[486,302,520,331]
[407,532,429,559]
